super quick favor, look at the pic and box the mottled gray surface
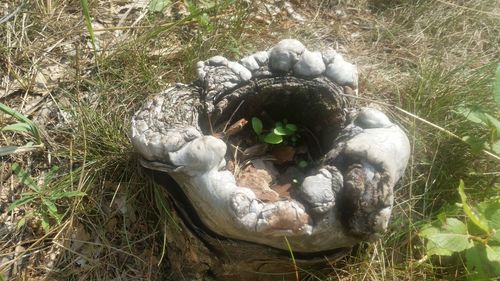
[324,53,358,88]
[239,55,260,71]
[355,107,393,128]
[130,39,410,252]
[269,39,305,72]
[294,50,325,77]
[298,167,342,215]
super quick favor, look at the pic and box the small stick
[214,118,248,139]
[224,118,248,138]
[222,100,245,132]
[0,0,26,24]
[232,141,242,178]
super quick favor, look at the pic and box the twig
[0,0,27,25]
[222,100,245,132]
[435,0,499,17]
[224,118,248,138]
[214,118,248,139]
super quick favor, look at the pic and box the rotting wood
[131,39,411,280]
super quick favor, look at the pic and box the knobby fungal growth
[131,39,410,268]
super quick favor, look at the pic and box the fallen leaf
[250,158,279,181]
[236,165,279,202]
[271,145,295,164]
[106,217,118,233]
[242,143,268,160]
[271,183,292,199]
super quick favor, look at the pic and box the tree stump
[131,39,410,280]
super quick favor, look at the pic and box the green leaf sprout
[252,117,299,145]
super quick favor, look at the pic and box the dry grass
[1,0,499,280]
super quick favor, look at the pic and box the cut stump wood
[131,39,411,280]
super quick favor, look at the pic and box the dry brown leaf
[236,165,280,202]
[70,223,91,252]
[242,143,269,160]
[271,145,295,164]
[270,183,292,199]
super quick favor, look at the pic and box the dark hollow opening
[201,76,349,202]
[210,77,348,160]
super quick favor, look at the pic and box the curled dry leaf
[236,165,279,202]
[271,145,295,164]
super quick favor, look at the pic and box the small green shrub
[149,0,171,13]
[0,102,43,156]
[7,163,87,233]
[251,117,299,145]
[419,180,500,280]
[455,64,500,155]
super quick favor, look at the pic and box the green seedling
[186,0,215,32]
[149,0,171,13]
[251,117,299,145]
[298,160,308,168]
[7,163,86,233]
[419,180,500,280]
[454,64,500,156]
[0,102,43,156]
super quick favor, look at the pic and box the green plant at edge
[455,64,500,155]
[0,102,43,156]
[149,0,171,13]
[284,236,299,280]
[80,0,99,65]
[186,0,216,32]
[419,180,500,280]
[251,117,298,145]
[7,163,86,233]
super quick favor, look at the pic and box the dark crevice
[202,76,349,156]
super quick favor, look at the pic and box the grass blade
[44,165,60,186]
[7,195,35,212]
[80,0,97,60]
[0,102,41,143]
[2,122,32,133]
[50,191,87,200]
[494,64,500,108]
[42,198,58,216]
[12,163,40,192]
[284,236,299,281]
[0,102,32,124]
[0,145,41,156]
